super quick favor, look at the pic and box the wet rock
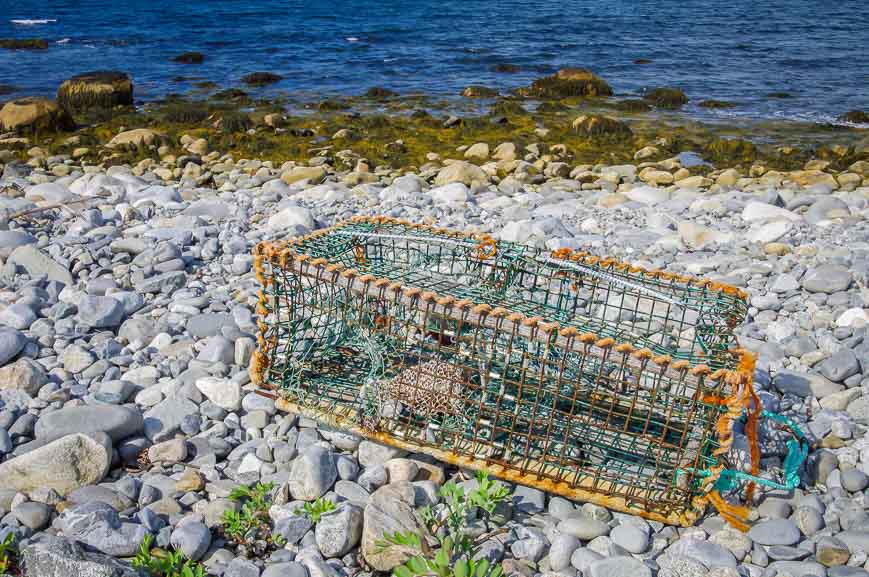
[643,87,688,109]
[57,71,133,112]
[523,68,613,98]
[242,72,283,86]
[172,51,205,64]
[0,96,74,133]
[572,114,632,138]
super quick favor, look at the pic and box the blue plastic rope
[678,410,809,492]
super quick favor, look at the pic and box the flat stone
[288,446,337,500]
[22,534,139,577]
[0,433,110,495]
[549,534,581,570]
[196,376,242,411]
[315,502,363,558]
[135,270,187,294]
[143,396,199,442]
[586,556,652,577]
[6,245,74,285]
[362,481,425,571]
[748,518,801,546]
[0,302,37,329]
[819,349,861,382]
[557,516,611,540]
[667,538,737,568]
[0,356,47,395]
[802,264,852,293]
[170,521,212,561]
[59,501,148,557]
[767,561,826,577]
[610,523,649,553]
[13,500,52,529]
[0,326,26,366]
[358,439,406,467]
[77,296,125,328]
[35,405,143,442]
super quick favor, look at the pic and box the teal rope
[678,410,809,492]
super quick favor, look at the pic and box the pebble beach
[1,5,869,576]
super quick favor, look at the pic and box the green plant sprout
[295,497,337,523]
[131,534,206,577]
[381,471,510,577]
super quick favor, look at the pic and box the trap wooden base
[274,397,706,527]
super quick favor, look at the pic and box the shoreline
[1,66,869,577]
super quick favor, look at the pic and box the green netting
[254,217,750,524]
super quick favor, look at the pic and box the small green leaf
[406,555,428,575]
[434,546,449,568]
[394,565,414,577]
[476,558,490,577]
[455,559,469,577]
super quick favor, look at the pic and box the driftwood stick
[7,192,111,221]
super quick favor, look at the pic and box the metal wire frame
[252,217,751,525]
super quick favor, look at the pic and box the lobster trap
[252,216,804,526]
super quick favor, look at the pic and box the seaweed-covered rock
[57,71,133,112]
[219,111,253,133]
[490,99,526,116]
[365,86,398,99]
[699,99,736,109]
[839,110,869,124]
[241,72,283,86]
[0,38,48,50]
[493,63,520,73]
[643,87,688,109]
[522,68,613,98]
[611,99,652,112]
[0,96,74,133]
[704,138,758,165]
[462,85,497,98]
[572,114,632,138]
[171,51,205,64]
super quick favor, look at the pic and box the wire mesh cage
[252,216,760,525]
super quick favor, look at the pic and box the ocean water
[1,0,868,125]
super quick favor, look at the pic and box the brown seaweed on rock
[57,71,134,112]
[521,68,613,98]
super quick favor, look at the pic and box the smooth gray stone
[35,405,143,442]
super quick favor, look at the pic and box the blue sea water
[1,0,867,124]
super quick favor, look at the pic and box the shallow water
[1,0,867,125]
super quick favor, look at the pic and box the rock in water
[23,534,139,577]
[57,71,133,112]
[0,433,111,495]
[362,481,425,571]
[0,96,74,133]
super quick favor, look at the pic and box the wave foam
[10,18,57,25]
